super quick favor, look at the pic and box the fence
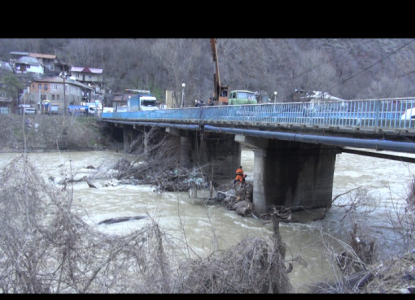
[101,98,415,130]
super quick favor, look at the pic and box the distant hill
[1,38,414,103]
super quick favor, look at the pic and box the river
[1,148,414,292]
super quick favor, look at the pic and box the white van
[24,107,36,114]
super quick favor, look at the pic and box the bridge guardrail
[102,98,415,130]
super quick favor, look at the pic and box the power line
[323,39,415,94]
[291,39,375,80]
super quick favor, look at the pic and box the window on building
[44,84,48,90]
[76,73,79,78]
[53,84,57,90]
[41,95,46,101]
[57,95,60,101]
[32,84,34,89]
[52,95,55,100]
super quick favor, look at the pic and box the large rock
[233,200,252,216]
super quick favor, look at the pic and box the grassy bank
[0,114,116,152]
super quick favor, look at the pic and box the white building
[9,52,59,77]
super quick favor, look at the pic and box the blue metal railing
[101,98,415,130]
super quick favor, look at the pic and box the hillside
[1,38,415,105]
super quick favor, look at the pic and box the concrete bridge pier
[235,135,340,214]
[166,128,241,179]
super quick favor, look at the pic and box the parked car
[17,104,36,115]
[24,107,36,114]
[401,108,415,120]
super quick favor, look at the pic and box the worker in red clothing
[234,166,246,185]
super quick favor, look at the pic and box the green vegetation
[0,72,24,101]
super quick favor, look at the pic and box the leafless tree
[384,184,415,252]
[0,153,171,293]
[367,74,406,99]
[150,39,203,107]
[289,48,339,100]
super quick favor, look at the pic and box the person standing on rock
[234,166,246,186]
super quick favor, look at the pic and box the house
[70,66,105,106]
[9,51,67,78]
[27,77,93,112]
[13,55,43,76]
[28,53,58,73]
[70,66,103,92]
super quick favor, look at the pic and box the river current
[1,148,414,292]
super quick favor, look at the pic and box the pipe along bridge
[100,98,415,214]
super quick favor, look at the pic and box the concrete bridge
[100,98,415,214]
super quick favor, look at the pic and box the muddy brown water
[1,148,414,292]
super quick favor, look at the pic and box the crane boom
[210,38,228,105]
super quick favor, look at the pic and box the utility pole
[63,71,67,116]
[39,84,41,108]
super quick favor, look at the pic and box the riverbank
[1,115,414,293]
[0,114,118,153]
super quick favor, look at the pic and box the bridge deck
[100,98,415,153]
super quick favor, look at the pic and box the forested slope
[1,38,414,104]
